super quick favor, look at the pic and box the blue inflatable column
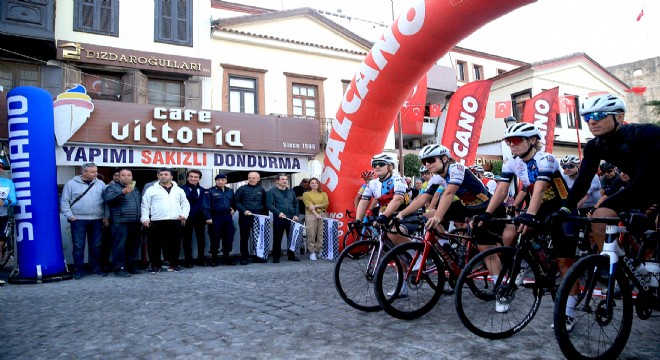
[6,86,69,283]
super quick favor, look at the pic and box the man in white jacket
[141,168,190,273]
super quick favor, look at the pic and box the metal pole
[397,111,405,175]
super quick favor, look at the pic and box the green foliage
[490,160,503,176]
[403,153,421,178]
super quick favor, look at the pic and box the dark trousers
[238,213,254,259]
[148,220,182,268]
[182,213,207,261]
[210,212,235,257]
[272,217,291,260]
[110,222,141,270]
[70,219,103,272]
[100,225,113,271]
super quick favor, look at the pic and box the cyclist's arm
[397,192,432,218]
[355,198,370,220]
[526,180,550,217]
[565,143,600,210]
[431,184,459,222]
[513,188,527,209]
[427,190,441,211]
[485,180,509,214]
[381,194,404,219]
[6,180,17,206]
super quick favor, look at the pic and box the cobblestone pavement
[1,259,659,360]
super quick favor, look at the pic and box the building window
[83,72,122,101]
[473,64,483,80]
[148,78,183,106]
[155,0,192,46]
[228,76,257,114]
[0,61,40,93]
[456,61,467,81]
[74,0,119,36]
[292,84,317,118]
[511,89,532,121]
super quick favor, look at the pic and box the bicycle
[454,216,569,339]
[1,217,15,270]
[333,219,407,312]
[553,212,660,360]
[372,219,484,320]
[341,210,379,249]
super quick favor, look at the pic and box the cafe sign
[56,40,211,76]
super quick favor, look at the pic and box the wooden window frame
[284,73,326,119]
[74,0,119,36]
[221,64,266,114]
[154,0,192,46]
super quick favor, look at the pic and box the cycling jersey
[426,163,490,209]
[562,174,601,208]
[566,124,660,211]
[361,175,410,214]
[500,151,568,203]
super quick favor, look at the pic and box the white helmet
[483,171,494,179]
[371,153,396,166]
[471,165,484,173]
[418,144,450,159]
[580,94,626,115]
[560,155,580,166]
[419,165,428,173]
[504,123,541,139]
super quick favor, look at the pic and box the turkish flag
[637,9,644,21]
[559,96,575,114]
[495,101,512,118]
[625,87,647,95]
[522,87,559,153]
[441,80,493,165]
[429,103,442,117]
[395,76,427,134]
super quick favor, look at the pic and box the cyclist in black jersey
[554,94,660,251]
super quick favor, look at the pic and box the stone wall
[607,57,660,124]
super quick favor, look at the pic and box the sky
[241,0,659,67]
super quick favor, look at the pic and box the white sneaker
[412,256,423,271]
[551,316,575,332]
[495,298,509,313]
[386,283,409,298]
[310,252,317,261]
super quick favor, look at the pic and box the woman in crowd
[303,178,329,261]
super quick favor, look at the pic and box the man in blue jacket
[206,173,235,266]
[180,169,210,268]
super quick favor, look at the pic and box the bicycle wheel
[1,243,11,268]
[373,242,445,320]
[455,246,543,339]
[553,254,633,360]
[341,227,373,249]
[334,240,384,312]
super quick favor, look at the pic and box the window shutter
[135,71,148,104]
[100,0,113,33]
[81,0,95,28]
[184,78,201,109]
[176,0,187,41]
[160,0,173,40]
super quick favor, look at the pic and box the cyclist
[597,162,619,198]
[554,93,660,252]
[353,169,375,209]
[479,123,575,317]
[560,155,601,216]
[419,166,431,194]
[354,153,414,245]
[0,164,17,265]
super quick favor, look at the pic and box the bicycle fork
[584,224,626,317]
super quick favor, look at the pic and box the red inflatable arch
[322,0,535,241]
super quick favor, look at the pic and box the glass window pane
[292,85,300,95]
[292,98,302,107]
[229,91,241,112]
[305,99,315,107]
[307,87,315,97]
[293,107,303,116]
[244,92,255,114]
[229,77,255,89]
[305,108,315,117]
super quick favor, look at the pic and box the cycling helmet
[560,155,580,166]
[371,153,396,166]
[503,123,541,139]
[419,165,429,173]
[361,169,374,180]
[418,144,451,159]
[599,162,615,173]
[483,171,494,179]
[580,94,627,115]
[472,165,484,173]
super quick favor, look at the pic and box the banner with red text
[440,80,493,165]
[395,75,427,134]
[522,87,559,153]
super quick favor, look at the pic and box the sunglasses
[371,161,388,168]
[562,164,576,170]
[420,157,437,165]
[582,112,618,123]
[504,136,526,146]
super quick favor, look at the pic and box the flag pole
[573,97,582,160]
[397,111,405,175]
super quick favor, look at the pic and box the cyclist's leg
[592,190,631,251]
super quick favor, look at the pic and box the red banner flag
[522,87,559,153]
[440,80,493,165]
[637,9,644,21]
[559,95,575,114]
[429,103,442,117]
[495,101,512,118]
[625,87,647,95]
[395,76,427,134]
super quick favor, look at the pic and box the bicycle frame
[408,228,476,285]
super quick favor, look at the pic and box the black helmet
[599,162,615,173]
